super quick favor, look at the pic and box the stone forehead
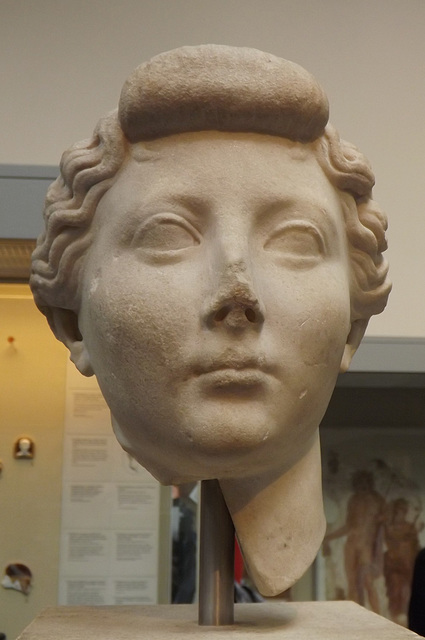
[118,44,329,143]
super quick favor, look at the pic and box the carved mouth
[193,358,277,395]
[194,354,274,375]
[200,367,268,387]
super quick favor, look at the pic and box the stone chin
[111,412,319,487]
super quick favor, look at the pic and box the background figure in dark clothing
[408,548,425,636]
[172,485,197,604]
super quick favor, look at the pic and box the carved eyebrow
[254,192,335,214]
[255,195,342,231]
[112,192,209,245]
[127,183,212,215]
[162,193,211,217]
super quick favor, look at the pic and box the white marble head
[31,45,390,593]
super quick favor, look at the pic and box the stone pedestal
[17,601,419,639]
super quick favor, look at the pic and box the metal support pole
[198,479,235,626]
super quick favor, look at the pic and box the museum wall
[1,0,425,338]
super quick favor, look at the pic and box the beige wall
[1,0,425,338]
[0,284,67,640]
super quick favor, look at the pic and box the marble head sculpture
[30,45,391,595]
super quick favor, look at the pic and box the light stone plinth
[17,602,419,639]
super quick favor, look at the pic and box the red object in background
[234,538,244,583]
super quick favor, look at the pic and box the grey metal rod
[198,479,235,626]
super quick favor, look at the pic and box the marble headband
[118,45,329,143]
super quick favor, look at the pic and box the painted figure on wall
[324,470,386,613]
[30,45,391,595]
[384,498,423,623]
[323,449,425,627]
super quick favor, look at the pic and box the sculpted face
[78,131,352,484]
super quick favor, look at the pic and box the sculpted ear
[48,308,94,377]
[340,319,368,373]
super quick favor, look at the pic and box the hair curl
[31,110,126,325]
[315,126,390,320]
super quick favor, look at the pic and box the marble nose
[202,261,265,330]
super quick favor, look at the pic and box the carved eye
[131,215,200,254]
[264,222,325,264]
